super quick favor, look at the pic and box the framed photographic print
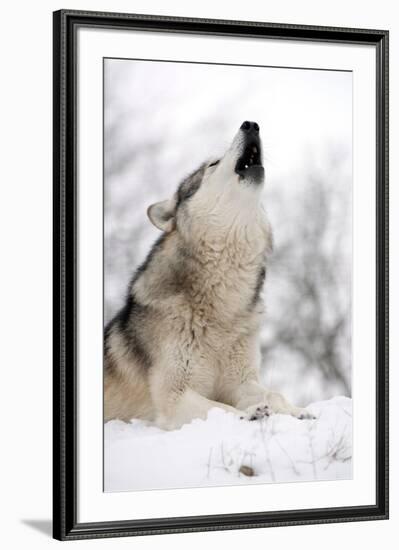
[53,9,389,540]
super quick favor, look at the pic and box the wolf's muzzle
[235,121,264,182]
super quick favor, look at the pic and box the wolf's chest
[183,322,256,401]
[187,263,265,320]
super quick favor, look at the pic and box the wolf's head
[148,121,268,245]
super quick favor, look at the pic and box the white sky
[106,58,352,185]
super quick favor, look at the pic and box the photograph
[103,58,353,493]
[52,9,388,541]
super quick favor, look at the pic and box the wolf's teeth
[245,164,249,169]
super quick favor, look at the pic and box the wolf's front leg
[233,380,315,420]
[153,387,242,431]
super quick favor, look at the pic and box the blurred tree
[260,150,351,398]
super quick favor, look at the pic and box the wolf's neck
[173,230,267,322]
[187,213,271,264]
[133,220,271,315]
[186,228,267,280]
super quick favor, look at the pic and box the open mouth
[235,140,262,177]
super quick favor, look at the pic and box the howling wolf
[104,121,313,429]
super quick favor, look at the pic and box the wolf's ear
[147,197,177,232]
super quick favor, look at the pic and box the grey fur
[176,163,207,207]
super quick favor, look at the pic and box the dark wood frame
[53,9,389,541]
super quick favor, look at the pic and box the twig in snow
[323,427,350,470]
[274,437,301,476]
[259,418,276,482]
[306,422,318,480]
[207,447,213,479]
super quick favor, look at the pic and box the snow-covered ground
[104,396,352,492]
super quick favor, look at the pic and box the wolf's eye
[209,160,220,168]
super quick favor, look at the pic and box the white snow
[104,396,352,492]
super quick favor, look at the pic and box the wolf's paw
[240,403,272,422]
[292,408,317,420]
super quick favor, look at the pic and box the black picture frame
[53,9,389,541]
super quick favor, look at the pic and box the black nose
[240,120,260,134]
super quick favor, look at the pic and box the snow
[104,396,352,492]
